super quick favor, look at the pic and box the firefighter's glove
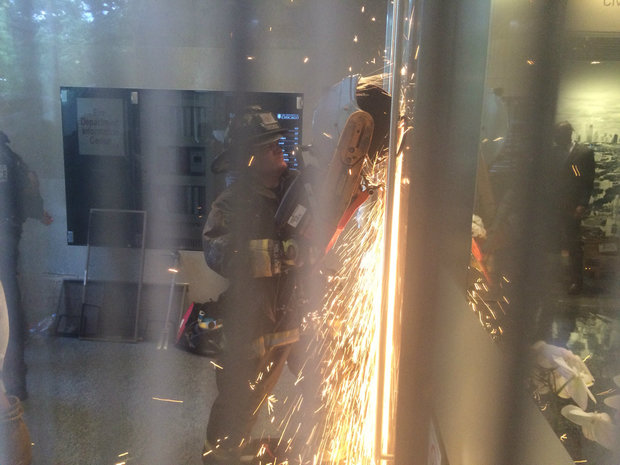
[282,238,305,267]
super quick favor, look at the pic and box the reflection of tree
[0,0,129,99]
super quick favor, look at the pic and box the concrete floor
[22,335,295,465]
[18,270,620,465]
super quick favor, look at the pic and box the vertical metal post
[493,2,570,464]
[375,0,405,461]
[157,251,179,350]
[375,0,403,460]
[394,0,491,464]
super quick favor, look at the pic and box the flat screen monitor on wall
[60,86,303,250]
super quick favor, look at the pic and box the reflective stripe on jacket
[202,170,302,351]
[248,238,284,278]
[251,327,301,357]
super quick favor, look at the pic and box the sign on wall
[77,97,126,156]
[566,0,620,33]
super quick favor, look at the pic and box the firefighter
[202,106,318,464]
[0,130,52,401]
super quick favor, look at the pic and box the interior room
[0,1,619,464]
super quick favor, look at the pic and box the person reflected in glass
[0,130,53,401]
[0,282,32,464]
[552,121,595,295]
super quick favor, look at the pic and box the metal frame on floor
[79,208,147,343]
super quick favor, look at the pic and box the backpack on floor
[175,301,223,357]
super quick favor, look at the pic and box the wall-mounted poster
[556,61,620,248]
[77,97,126,156]
[556,62,620,144]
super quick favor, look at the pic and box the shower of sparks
[379,150,405,458]
[267,394,278,415]
[262,154,395,464]
[596,388,614,396]
[466,268,510,342]
[309,156,393,465]
[267,87,406,464]
[151,397,183,404]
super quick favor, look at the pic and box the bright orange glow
[380,152,403,456]
[295,140,402,463]
[306,157,387,464]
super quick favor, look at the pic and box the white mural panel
[557,61,620,244]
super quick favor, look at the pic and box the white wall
[0,0,388,322]
[566,0,620,33]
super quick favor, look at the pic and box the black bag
[175,301,223,357]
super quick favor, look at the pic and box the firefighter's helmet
[212,106,287,173]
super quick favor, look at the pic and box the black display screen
[61,87,303,250]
